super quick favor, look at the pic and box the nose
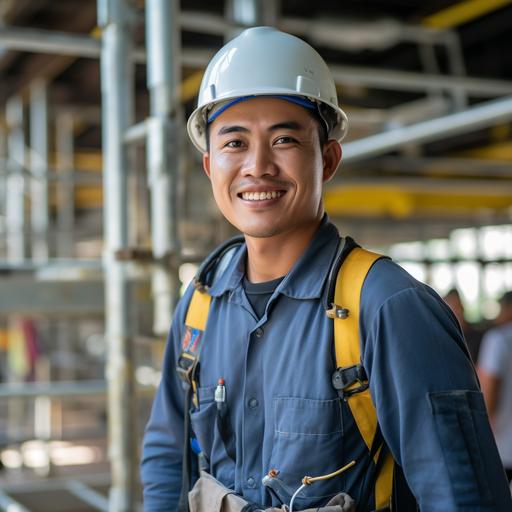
[241,143,278,178]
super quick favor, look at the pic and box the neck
[244,218,322,283]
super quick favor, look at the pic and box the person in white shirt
[479,291,512,481]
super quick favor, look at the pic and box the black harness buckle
[177,351,199,385]
[332,364,368,398]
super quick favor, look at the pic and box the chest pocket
[268,396,345,509]
[189,385,236,488]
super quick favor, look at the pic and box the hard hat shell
[187,26,348,152]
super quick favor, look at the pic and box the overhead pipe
[343,95,512,163]
[2,26,512,97]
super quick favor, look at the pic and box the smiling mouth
[239,190,285,201]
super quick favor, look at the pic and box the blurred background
[0,0,511,510]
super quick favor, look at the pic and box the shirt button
[255,327,264,338]
[247,476,255,488]
[248,397,259,409]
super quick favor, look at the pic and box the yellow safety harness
[328,246,394,510]
[177,237,398,511]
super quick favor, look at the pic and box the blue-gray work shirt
[141,217,512,511]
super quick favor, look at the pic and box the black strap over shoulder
[193,235,245,291]
[178,235,244,511]
[323,236,359,313]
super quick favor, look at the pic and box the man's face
[202,97,341,239]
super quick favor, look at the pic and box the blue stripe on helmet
[207,95,317,124]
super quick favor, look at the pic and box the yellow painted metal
[75,186,103,208]
[324,185,512,218]
[49,151,103,172]
[422,0,512,29]
[181,70,204,103]
[457,141,512,160]
[73,151,103,171]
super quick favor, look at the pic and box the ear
[322,140,342,183]
[202,152,211,180]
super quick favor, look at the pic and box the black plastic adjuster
[176,351,198,385]
[332,364,369,398]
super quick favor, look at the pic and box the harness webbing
[185,290,211,331]
[333,247,394,510]
[178,241,398,510]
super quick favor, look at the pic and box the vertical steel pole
[5,96,25,263]
[29,79,50,262]
[5,97,26,470]
[225,0,278,38]
[29,82,52,477]
[56,112,75,257]
[0,128,6,255]
[146,0,181,335]
[98,0,137,510]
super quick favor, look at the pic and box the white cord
[288,483,306,512]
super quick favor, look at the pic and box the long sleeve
[361,271,512,511]
[141,286,194,511]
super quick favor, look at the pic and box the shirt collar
[208,215,341,300]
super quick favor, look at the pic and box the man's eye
[274,136,297,145]
[224,140,244,149]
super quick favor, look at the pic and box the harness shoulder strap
[185,289,211,332]
[332,246,394,510]
[177,237,243,512]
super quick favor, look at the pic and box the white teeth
[241,191,283,201]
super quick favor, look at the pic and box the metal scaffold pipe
[343,95,512,163]
[29,79,50,262]
[5,96,25,263]
[98,0,138,510]
[146,0,181,335]
[56,112,76,257]
[0,129,6,241]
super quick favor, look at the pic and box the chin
[235,222,283,239]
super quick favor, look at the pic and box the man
[479,291,512,482]
[141,27,511,511]
[443,288,485,362]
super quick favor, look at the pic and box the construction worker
[141,27,512,511]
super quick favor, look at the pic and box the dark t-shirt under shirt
[243,276,285,319]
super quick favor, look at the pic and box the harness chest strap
[333,247,393,510]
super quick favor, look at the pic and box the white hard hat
[187,26,348,152]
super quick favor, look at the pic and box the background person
[479,291,512,482]
[443,288,486,362]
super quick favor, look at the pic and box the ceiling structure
[0,0,511,248]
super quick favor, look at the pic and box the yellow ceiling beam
[422,0,512,29]
[457,141,512,159]
[324,185,512,218]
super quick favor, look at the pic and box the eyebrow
[268,121,304,132]
[217,125,250,136]
[217,121,304,137]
